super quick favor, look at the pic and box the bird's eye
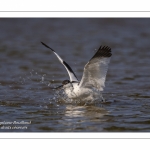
[62,80,70,85]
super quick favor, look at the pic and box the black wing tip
[41,41,49,48]
[41,41,55,52]
[98,45,112,57]
[99,45,111,51]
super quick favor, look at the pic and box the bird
[41,42,112,102]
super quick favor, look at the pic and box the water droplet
[41,76,44,82]
[30,72,33,76]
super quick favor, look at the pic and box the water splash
[0,68,106,109]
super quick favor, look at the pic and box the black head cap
[62,80,70,85]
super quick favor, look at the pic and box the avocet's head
[62,80,70,85]
[62,80,71,89]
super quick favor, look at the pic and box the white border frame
[0,11,150,18]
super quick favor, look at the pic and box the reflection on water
[0,18,150,132]
[57,105,109,132]
[65,105,108,118]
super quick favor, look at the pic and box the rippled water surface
[0,18,150,132]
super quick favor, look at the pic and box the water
[0,18,150,132]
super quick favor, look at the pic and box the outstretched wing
[79,46,112,91]
[41,42,78,82]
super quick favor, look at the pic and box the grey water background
[0,18,150,132]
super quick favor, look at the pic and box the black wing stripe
[41,41,78,82]
[63,61,78,80]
